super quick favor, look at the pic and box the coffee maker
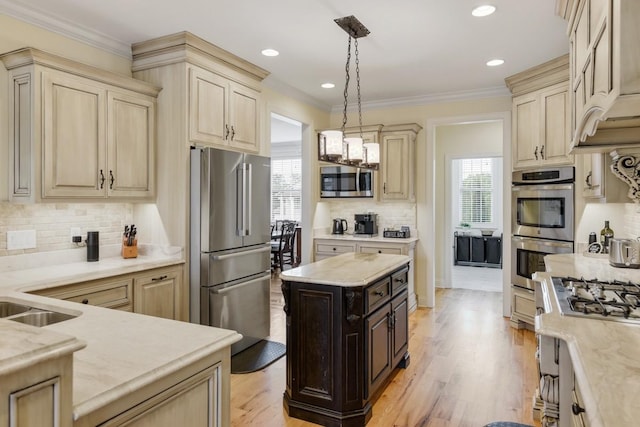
[354,214,378,236]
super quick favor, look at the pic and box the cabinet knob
[378,250,382,253]
[571,403,585,415]
[82,299,89,304]
[332,247,337,251]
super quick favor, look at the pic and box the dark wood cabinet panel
[282,263,410,427]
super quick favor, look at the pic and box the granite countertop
[314,233,419,244]
[536,253,640,427]
[280,252,411,286]
[0,245,242,421]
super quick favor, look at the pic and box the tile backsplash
[0,202,133,256]
[322,200,417,234]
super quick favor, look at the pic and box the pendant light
[319,15,378,170]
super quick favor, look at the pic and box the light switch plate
[7,230,37,250]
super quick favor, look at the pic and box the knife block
[122,238,138,259]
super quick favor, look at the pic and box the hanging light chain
[355,37,363,140]
[341,35,352,136]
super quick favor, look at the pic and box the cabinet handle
[152,275,168,281]
[99,169,105,189]
[82,299,89,304]
[225,124,230,140]
[571,403,585,415]
[383,182,387,194]
[388,314,395,328]
[585,171,592,189]
[109,170,115,189]
[540,145,545,159]
[374,290,385,297]
[395,277,406,284]
[230,126,236,141]
[534,146,539,160]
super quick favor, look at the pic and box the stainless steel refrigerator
[190,147,271,355]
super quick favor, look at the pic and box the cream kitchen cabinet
[579,152,628,202]
[557,0,640,150]
[380,123,422,202]
[133,265,185,321]
[189,66,260,153]
[1,48,159,202]
[507,55,573,169]
[510,285,535,329]
[30,264,186,321]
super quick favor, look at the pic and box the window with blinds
[454,158,499,227]
[271,158,302,222]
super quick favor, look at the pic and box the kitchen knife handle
[109,170,115,189]
[99,169,105,189]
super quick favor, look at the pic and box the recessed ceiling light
[486,59,505,67]
[261,48,279,57]
[472,5,496,17]
[321,83,335,89]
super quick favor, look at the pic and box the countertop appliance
[608,238,640,268]
[511,167,575,291]
[320,165,373,198]
[552,276,640,323]
[332,218,348,235]
[190,147,271,355]
[354,213,378,236]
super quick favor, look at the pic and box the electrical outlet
[7,230,37,250]
[70,227,81,239]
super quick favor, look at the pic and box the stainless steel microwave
[320,166,373,198]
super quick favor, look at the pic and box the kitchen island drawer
[315,242,356,255]
[366,277,390,314]
[359,245,402,255]
[32,277,133,311]
[391,267,409,295]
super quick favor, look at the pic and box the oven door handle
[512,235,574,250]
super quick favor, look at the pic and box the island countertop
[280,252,411,286]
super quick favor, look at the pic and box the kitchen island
[0,245,242,427]
[534,254,640,427]
[280,252,411,427]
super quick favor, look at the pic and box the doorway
[270,113,303,271]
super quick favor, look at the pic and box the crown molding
[0,0,131,58]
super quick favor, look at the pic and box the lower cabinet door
[134,268,181,320]
[365,304,391,399]
[391,291,409,368]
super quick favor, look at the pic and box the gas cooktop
[552,276,640,324]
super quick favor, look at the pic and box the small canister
[588,232,597,244]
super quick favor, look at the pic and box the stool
[484,423,533,427]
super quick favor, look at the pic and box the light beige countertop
[0,244,184,292]
[0,245,242,421]
[280,252,411,286]
[314,233,418,244]
[535,253,640,427]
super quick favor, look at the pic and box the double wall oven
[511,167,575,290]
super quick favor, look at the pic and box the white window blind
[458,158,493,225]
[271,158,302,222]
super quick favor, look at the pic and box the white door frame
[423,111,512,316]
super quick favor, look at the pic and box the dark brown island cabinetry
[281,261,410,427]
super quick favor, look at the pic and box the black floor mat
[231,340,286,374]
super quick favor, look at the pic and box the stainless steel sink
[0,301,31,317]
[8,310,76,327]
[0,299,77,326]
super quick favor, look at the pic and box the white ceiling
[0,0,569,111]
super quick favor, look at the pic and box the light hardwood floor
[230,278,540,427]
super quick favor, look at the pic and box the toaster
[609,238,640,268]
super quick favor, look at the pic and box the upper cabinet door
[189,67,228,146]
[540,83,572,166]
[512,92,540,169]
[42,71,106,198]
[107,91,155,198]
[228,82,260,153]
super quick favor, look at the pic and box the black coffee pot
[332,218,348,235]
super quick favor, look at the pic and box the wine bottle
[600,220,614,254]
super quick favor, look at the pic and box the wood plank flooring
[230,278,540,427]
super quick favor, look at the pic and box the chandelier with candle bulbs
[318,15,379,170]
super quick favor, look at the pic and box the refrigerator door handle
[246,163,252,236]
[210,245,270,260]
[211,273,271,295]
[236,164,248,236]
